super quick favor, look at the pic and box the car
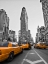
[21,42,31,49]
[34,42,46,49]
[0,41,23,62]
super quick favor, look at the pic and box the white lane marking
[24,59,34,64]
[34,50,48,64]
[33,60,43,64]
[21,51,30,64]
[23,59,43,64]
[29,53,35,54]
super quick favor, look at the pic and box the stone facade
[36,26,45,43]
[20,7,28,43]
[39,26,45,42]
[0,9,9,41]
[40,0,48,44]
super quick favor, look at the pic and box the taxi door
[12,44,19,55]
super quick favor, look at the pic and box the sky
[0,0,44,42]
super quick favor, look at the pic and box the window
[22,42,27,44]
[3,42,9,47]
[0,41,9,47]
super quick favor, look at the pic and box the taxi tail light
[0,50,2,55]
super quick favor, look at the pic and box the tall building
[39,26,45,42]
[18,30,21,43]
[36,26,45,43]
[0,9,9,41]
[37,26,40,42]
[9,30,16,42]
[40,0,48,44]
[20,7,28,43]
[27,30,31,42]
[40,0,48,27]
[35,33,38,43]
[18,30,21,38]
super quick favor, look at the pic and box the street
[21,48,48,64]
[0,0,48,64]
[1,47,48,64]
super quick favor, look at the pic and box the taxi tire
[7,52,14,62]
[44,48,46,49]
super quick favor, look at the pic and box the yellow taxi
[34,42,46,49]
[21,42,31,49]
[0,41,23,62]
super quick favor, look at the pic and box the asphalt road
[34,48,48,63]
[21,48,48,64]
[0,47,48,64]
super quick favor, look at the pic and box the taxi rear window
[0,41,9,47]
[22,42,27,44]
